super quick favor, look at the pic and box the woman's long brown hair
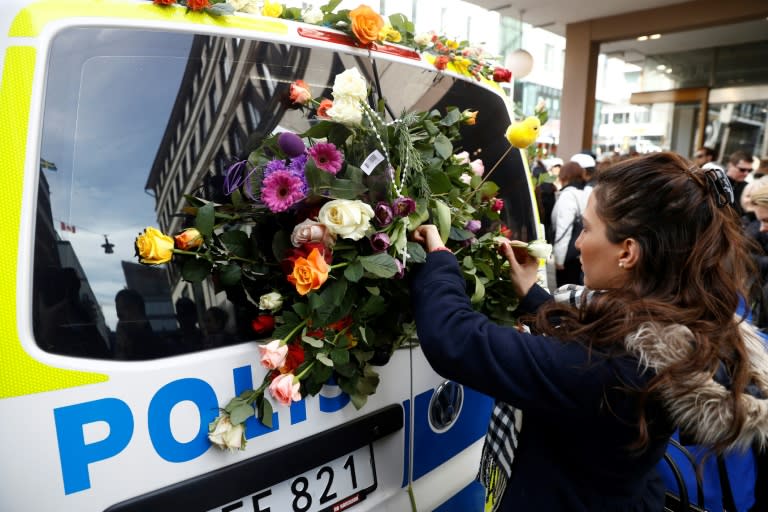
[532,151,755,453]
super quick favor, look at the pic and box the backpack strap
[716,454,737,512]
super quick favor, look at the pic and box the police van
[0,1,542,510]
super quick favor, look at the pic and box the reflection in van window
[34,27,534,360]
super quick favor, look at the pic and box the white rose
[414,32,433,47]
[527,240,552,259]
[226,0,260,14]
[208,414,245,451]
[258,291,283,311]
[331,67,368,102]
[459,173,472,185]
[453,151,470,165]
[327,97,362,127]
[318,199,375,241]
[470,159,485,176]
[302,6,324,24]
[290,219,336,248]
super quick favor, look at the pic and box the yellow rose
[135,227,174,265]
[378,24,402,43]
[287,248,330,295]
[349,5,384,45]
[261,0,283,18]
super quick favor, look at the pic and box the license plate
[210,445,377,512]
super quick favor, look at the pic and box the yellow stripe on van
[9,0,289,38]
[0,47,108,399]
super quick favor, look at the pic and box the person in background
[694,146,717,167]
[551,162,587,286]
[114,288,158,360]
[571,153,597,196]
[534,157,562,244]
[726,150,755,216]
[408,151,768,511]
[755,156,768,180]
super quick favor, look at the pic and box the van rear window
[34,27,535,360]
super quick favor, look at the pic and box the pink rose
[290,219,336,247]
[289,80,312,105]
[258,339,288,370]
[470,159,485,176]
[454,151,470,165]
[269,373,301,406]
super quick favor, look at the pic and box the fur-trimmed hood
[625,321,768,451]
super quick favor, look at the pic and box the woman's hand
[411,224,445,253]
[497,239,540,297]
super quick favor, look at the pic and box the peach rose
[174,228,203,250]
[349,5,384,45]
[287,247,329,295]
[269,373,301,406]
[259,339,288,370]
[289,80,312,105]
[316,98,333,119]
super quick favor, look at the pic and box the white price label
[360,150,385,175]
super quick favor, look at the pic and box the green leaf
[330,348,350,365]
[359,253,398,278]
[426,170,452,195]
[181,258,212,283]
[224,397,246,413]
[329,178,368,199]
[292,302,309,318]
[344,260,364,282]
[450,227,475,241]
[364,286,380,296]
[316,353,334,366]
[258,398,273,428]
[229,403,254,425]
[357,295,387,319]
[356,373,380,395]
[205,2,234,15]
[220,230,249,258]
[218,263,241,287]
[301,121,334,138]
[406,242,427,263]
[320,0,342,14]
[302,335,324,348]
[196,203,215,237]
[433,199,451,244]
[282,6,302,20]
[407,198,430,228]
[433,134,453,160]
[422,119,439,136]
[470,274,485,303]
[349,392,368,409]
[439,108,462,126]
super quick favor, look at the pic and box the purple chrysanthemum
[392,197,416,217]
[374,202,394,227]
[263,159,288,179]
[309,143,344,175]
[278,132,306,158]
[288,155,309,194]
[260,170,306,212]
[370,232,391,253]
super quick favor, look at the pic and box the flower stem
[281,319,308,345]
[464,144,514,200]
[330,262,349,270]
[295,361,316,381]
[172,248,212,261]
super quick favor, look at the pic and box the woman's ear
[618,238,640,270]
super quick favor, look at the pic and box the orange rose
[186,0,210,10]
[316,98,333,119]
[174,228,203,250]
[287,248,329,295]
[289,80,312,105]
[349,5,384,45]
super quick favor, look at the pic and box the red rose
[491,198,505,213]
[499,224,513,239]
[327,317,353,331]
[280,343,305,374]
[492,67,512,83]
[251,315,275,335]
[434,55,450,71]
[186,0,210,10]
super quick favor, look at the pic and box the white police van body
[0,1,541,510]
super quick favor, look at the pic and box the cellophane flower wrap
[135,64,546,449]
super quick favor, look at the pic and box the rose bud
[289,79,312,105]
[251,314,276,335]
[491,198,504,213]
[370,232,391,252]
[374,202,394,227]
[392,197,416,217]
[174,228,203,250]
[434,55,450,71]
[492,67,512,83]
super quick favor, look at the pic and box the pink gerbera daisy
[261,170,306,212]
[308,143,344,175]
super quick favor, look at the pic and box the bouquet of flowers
[150,0,514,84]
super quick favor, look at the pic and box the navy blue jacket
[411,251,674,511]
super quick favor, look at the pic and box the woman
[410,152,768,511]
[551,161,588,286]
